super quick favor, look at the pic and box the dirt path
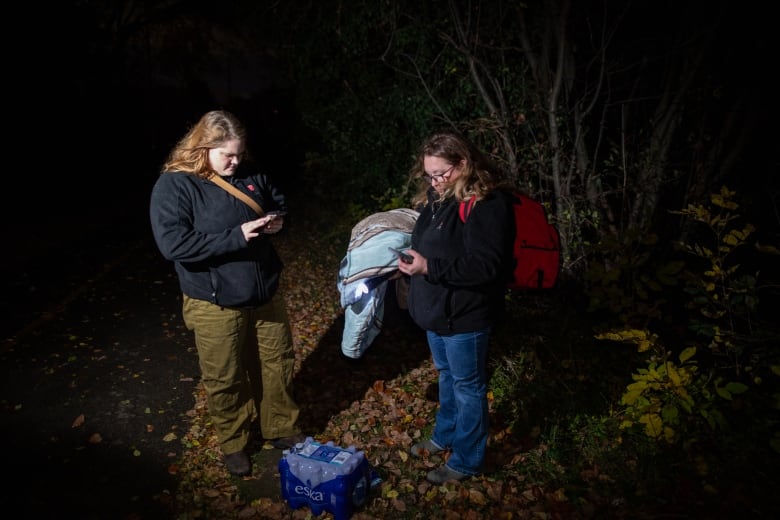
[1,222,199,518]
[0,195,411,519]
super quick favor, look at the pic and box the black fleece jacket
[407,188,514,335]
[149,167,287,308]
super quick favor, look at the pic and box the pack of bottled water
[278,437,380,520]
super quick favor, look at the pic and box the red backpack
[459,191,561,290]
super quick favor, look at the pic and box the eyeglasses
[422,165,456,183]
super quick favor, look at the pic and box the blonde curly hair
[409,131,507,208]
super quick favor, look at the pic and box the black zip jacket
[149,167,287,308]
[407,188,514,335]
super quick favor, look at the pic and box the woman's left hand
[263,215,284,234]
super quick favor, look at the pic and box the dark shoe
[270,433,307,450]
[410,439,443,457]
[426,464,469,484]
[224,450,251,476]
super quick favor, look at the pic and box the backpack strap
[458,195,477,222]
[209,173,265,216]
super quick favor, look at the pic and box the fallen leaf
[391,497,407,511]
[163,432,178,442]
[468,488,487,505]
[72,414,85,428]
[89,433,102,444]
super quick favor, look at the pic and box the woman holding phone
[397,130,514,484]
[149,110,305,477]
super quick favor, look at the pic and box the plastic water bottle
[281,437,375,520]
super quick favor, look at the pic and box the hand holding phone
[388,246,413,264]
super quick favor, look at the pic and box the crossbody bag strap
[209,174,265,216]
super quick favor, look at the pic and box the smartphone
[266,210,288,218]
[388,246,413,264]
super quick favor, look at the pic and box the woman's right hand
[241,215,276,241]
[397,249,428,276]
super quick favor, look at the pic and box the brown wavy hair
[409,130,508,208]
[162,110,247,179]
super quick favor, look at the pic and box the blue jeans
[427,328,490,475]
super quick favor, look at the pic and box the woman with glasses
[149,110,305,477]
[396,131,514,483]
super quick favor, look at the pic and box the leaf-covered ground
[168,204,636,520]
[2,195,775,519]
[170,199,780,519]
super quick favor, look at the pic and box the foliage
[260,1,772,290]
[585,229,685,329]
[595,333,738,444]
[591,186,775,465]
[64,0,776,294]
[257,0,547,215]
[671,186,764,363]
[256,0,443,212]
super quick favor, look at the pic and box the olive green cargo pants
[182,293,301,455]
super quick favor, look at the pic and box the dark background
[0,2,777,517]
[3,0,776,237]
[3,3,313,287]
[3,1,776,389]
